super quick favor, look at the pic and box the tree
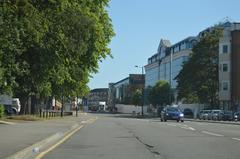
[131,89,142,106]
[148,80,173,107]
[176,28,222,108]
[0,0,114,114]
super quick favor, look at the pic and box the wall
[115,104,148,114]
[231,30,240,107]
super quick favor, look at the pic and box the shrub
[0,104,5,118]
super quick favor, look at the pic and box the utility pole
[135,65,145,116]
[141,66,144,116]
[61,86,64,117]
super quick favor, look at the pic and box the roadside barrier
[39,109,73,118]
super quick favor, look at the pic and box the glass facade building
[145,37,197,90]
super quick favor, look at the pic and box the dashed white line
[232,138,240,141]
[188,127,196,131]
[196,123,209,125]
[180,126,196,131]
[201,131,224,137]
[167,123,177,126]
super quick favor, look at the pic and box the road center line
[201,131,224,137]
[35,125,84,159]
[180,126,196,131]
[167,124,177,126]
[232,138,240,141]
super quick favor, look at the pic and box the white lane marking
[232,138,240,141]
[201,131,224,137]
[188,127,196,131]
[136,119,149,122]
[167,123,177,126]
[81,121,87,123]
[196,123,208,125]
[180,126,196,131]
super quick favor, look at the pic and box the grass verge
[5,115,43,121]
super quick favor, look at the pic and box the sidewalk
[0,113,92,159]
[111,113,240,125]
[0,120,15,125]
[185,118,240,125]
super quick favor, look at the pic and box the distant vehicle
[183,108,194,118]
[0,95,21,115]
[211,110,224,120]
[223,111,233,121]
[199,110,211,120]
[161,107,184,122]
[234,112,240,121]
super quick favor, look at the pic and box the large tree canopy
[175,28,222,107]
[148,80,173,107]
[131,89,142,106]
[0,0,114,113]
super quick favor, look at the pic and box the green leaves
[148,80,173,107]
[0,0,114,107]
[132,89,142,106]
[176,28,222,107]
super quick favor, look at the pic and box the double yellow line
[35,117,98,159]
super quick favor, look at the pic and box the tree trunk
[19,96,28,115]
[31,95,37,114]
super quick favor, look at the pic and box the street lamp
[135,65,144,116]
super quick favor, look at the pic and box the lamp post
[135,65,144,116]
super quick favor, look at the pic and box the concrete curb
[5,123,79,159]
[0,120,15,125]
[185,119,240,125]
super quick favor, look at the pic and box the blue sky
[88,0,240,89]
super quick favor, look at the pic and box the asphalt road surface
[44,114,240,159]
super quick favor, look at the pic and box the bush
[0,104,5,118]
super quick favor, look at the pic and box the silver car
[211,110,224,120]
[199,110,211,120]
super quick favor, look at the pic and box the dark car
[161,107,184,122]
[223,111,233,121]
[183,108,194,118]
[234,112,240,121]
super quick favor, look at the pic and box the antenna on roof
[221,16,234,23]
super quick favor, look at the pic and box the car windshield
[166,107,180,112]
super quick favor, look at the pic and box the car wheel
[181,120,184,122]
[177,119,179,122]
[164,119,167,122]
[160,118,163,122]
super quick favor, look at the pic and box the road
[0,115,90,159]
[43,114,240,159]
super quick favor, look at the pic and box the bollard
[39,109,42,118]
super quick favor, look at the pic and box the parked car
[234,112,240,121]
[211,110,224,120]
[161,107,184,122]
[199,110,211,120]
[223,111,233,121]
[183,108,194,118]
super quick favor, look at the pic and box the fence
[39,109,73,118]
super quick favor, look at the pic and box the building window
[222,81,229,91]
[222,45,228,54]
[222,63,228,72]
